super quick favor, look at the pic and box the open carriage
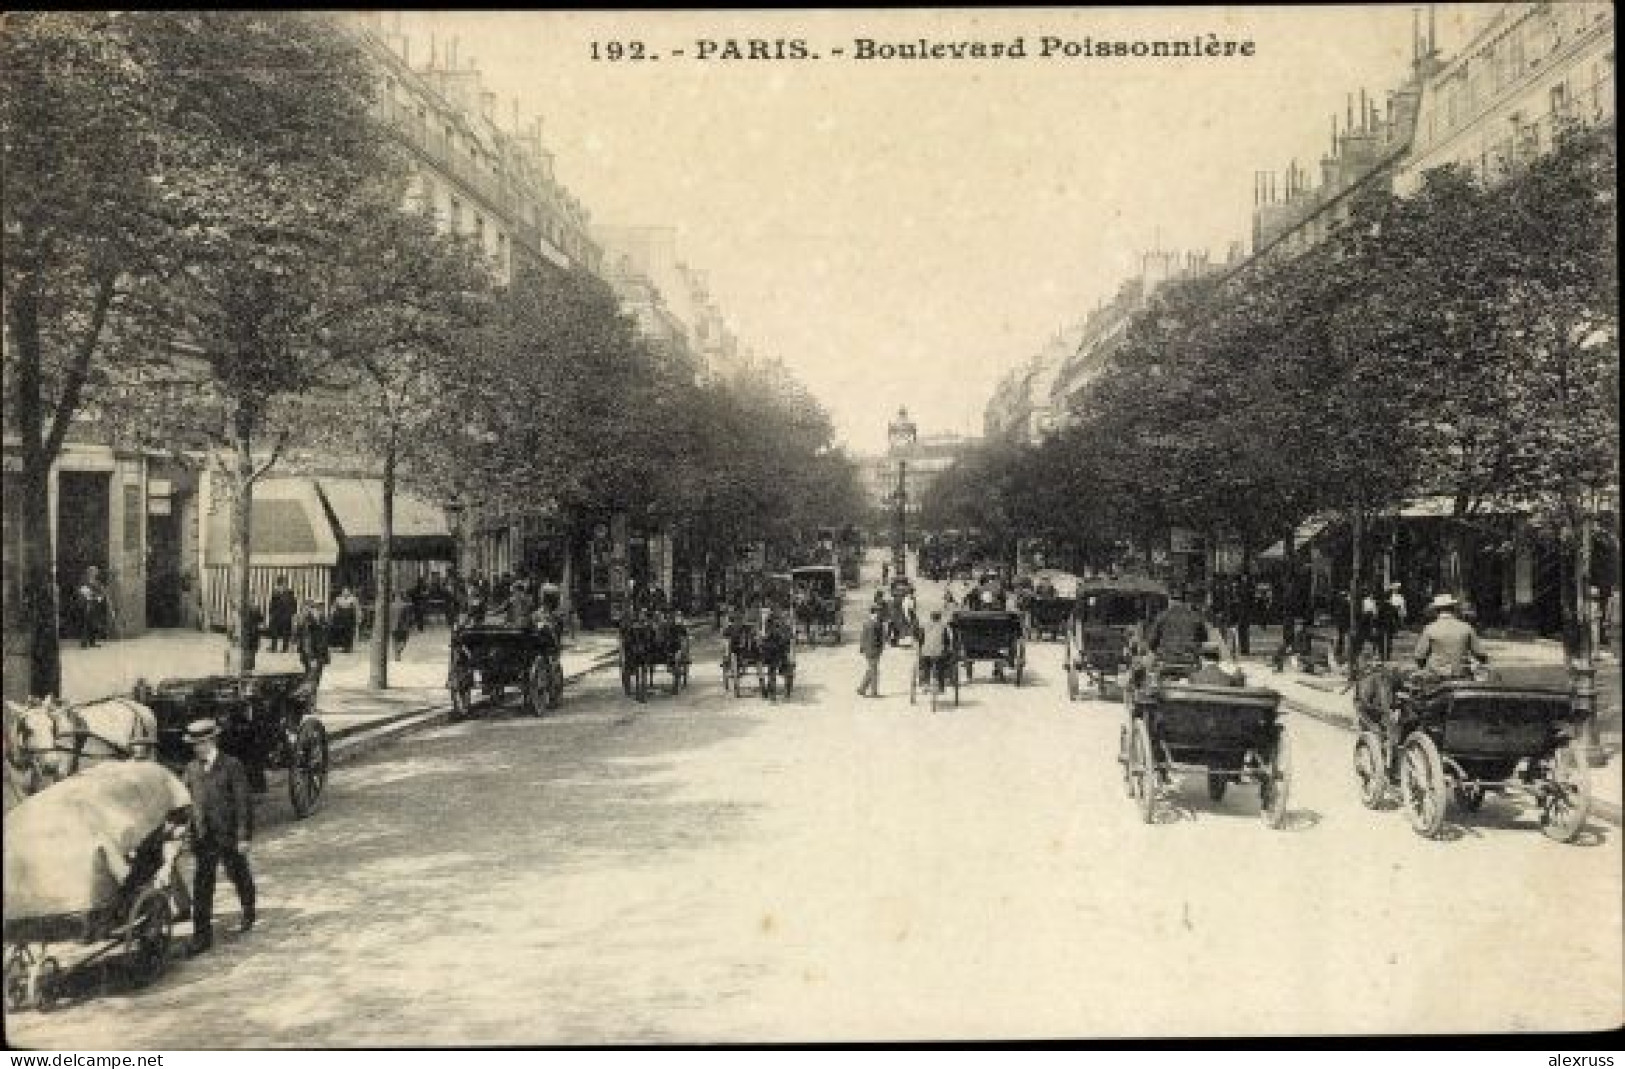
[952,610,1026,686]
[1065,576,1169,701]
[146,671,329,819]
[1025,594,1074,642]
[1119,679,1291,828]
[1352,668,1590,842]
[4,763,193,1011]
[446,621,564,720]
[619,613,691,702]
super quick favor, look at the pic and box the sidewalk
[1239,644,1622,826]
[56,626,623,760]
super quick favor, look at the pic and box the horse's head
[4,698,73,783]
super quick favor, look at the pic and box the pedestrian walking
[329,587,360,653]
[266,576,297,654]
[77,566,109,648]
[294,599,330,687]
[1377,583,1404,662]
[408,576,428,633]
[389,590,413,661]
[857,605,886,698]
[182,719,256,955]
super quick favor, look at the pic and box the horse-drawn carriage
[1119,674,1291,828]
[619,612,691,702]
[446,621,564,720]
[951,610,1026,686]
[1352,666,1590,842]
[143,671,331,820]
[791,566,844,645]
[1065,576,1169,701]
[1025,592,1074,642]
[721,607,797,700]
[5,762,192,1011]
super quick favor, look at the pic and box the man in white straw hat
[1411,592,1489,678]
[181,718,256,954]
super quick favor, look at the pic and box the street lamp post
[887,406,918,580]
[444,491,466,584]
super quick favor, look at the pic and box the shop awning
[317,478,454,561]
[204,477,340,568]
[1260,516,1334,559]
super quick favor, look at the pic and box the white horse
[4,695,159,798]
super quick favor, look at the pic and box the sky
[391,6,1483,454]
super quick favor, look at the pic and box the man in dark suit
[266,577,298,654]
[182,719,256,954]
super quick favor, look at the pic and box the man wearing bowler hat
[182,719,257,954]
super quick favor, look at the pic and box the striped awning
[203,477,339,568]
[317,478,453,561]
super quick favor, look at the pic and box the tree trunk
[20,458,61,699]
[1238,541,1255,656]
[231,407,258,675]
[1349,498,1365,679]
[370,428,397,690]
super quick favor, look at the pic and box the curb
[1280,698,1622,827]
[326,652,620,766]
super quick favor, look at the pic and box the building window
[1550,81,1570,120]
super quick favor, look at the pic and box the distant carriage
[1065,576,1169,701]
[951,610,1026,686]
[721,609,797,701]
[446,621,564,720]
[619,613,692,701]
[791,566,845,645]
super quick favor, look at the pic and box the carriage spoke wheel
[1353,733,1387,809]
[1130,719,1157,824]
[123,889,172,987]
[1260,731,1292,829]
[1399,733,1446,839]
[288,719,329,819]
[32,957,61,1013]
[1540,742,1591,844]
[526,660,549,716]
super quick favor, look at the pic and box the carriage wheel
[525,660,549,716]
[1130,719,1157,824]
[288,719,329,819]
[123,888,173,987]
[1539,742,1591,844]
[448,664,474,722]
[548,661,564,710]
[783,667,795,698]
[1399,733,1446,839]
[1260,731,1292,829]
[1066,658,1079,701]
[1353,733,1387,809]
[1206,772,1228,803]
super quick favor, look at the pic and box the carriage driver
[1411,593,1489,680]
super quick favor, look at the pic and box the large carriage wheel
[1130,719,1157,824]
[1352,732,1388,809]
[1399,733,1446,839]
[1539,742,1591,843]
[288,719,329,819]
[1259,731,1292,829]
[123,888,173,987]
[525,659,550,717]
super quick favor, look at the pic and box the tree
[3,13,175,696]
[106,13,398,673]
[292,192,496,688]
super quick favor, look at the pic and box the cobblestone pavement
[8,583,1620,1046]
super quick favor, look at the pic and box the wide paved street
[9,578,1620,1047]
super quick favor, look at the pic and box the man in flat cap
[182,719,256,954]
